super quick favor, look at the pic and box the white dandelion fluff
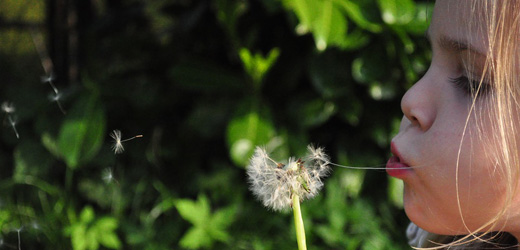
[1,102,15,114]
[247,145,331,211]
[1,101,20,139]
[110,129,143,154]
[110,130,124,154]
[102,167,114,184]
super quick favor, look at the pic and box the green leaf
[335,0,382,33]
[209,205,236,229]
[402,2,433,35]
[176,195,236,249]
[71,225,88,250]
[312,0,347,51]
[207,205,236,242]
[98,232,122,249]
[340,29,370,50]
[68,207,121,250]
[239,47,280,86]
[85,228,99,250]
[283,0,350,51]
[57,94,106,169]
[79,206,95,224]
[179,227,212,249]
[215,0,246,38]
[377,0,415,25]
[282,0,318,34]
[226,109,275,166]
[94,217,121,249]
[96,217,118,231]
[41,132,60,159]
[175,195,210,226]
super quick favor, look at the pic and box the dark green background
[0,0,432,249]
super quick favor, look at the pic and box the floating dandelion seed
[111,130,124,154]
[247,145,330,211]
[1,102,15,114]
[30,221,40,230]
[40,73,66,114]
[110,129,143,154]
[102,167,115,183]
[16,227,22,250]
[48,92,66,114]
[2,101,20,139]
[41,73,58,94]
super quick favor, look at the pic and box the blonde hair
[415,1,520,249]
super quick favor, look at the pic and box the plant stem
[292,194,307,250]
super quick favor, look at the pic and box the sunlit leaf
[377,0,415,25]
[226,109,275,167]
[175,195,210,226]
[98,232,122,249]
[208,205,236,242]
[335,0,382,33]
[239,47,280,87]
[402,2,433,35]
[79,206,94,224]
[180,227,211,249]
[176,195,235,249]
[282,0,350,51]
[71,225,88,250]
[96,217,118,231]
[312,0,347,51]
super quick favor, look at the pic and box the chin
[402,184,449,235]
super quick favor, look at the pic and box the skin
[390,0,520,243]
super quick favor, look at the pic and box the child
[386,1,520,249]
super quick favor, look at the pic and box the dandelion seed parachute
[109,129,143,154]
[247,145,331,211]
[110,129,125,154]
[1,102,15,114]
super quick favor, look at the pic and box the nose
[400,72,436,131]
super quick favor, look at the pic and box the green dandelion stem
[292,194,307,250]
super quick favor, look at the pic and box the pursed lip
[386,141,412,178]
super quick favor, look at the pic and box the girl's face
[389,0,520,235]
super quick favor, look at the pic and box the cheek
[405,121,509,235]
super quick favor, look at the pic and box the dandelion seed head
[1,102,15,114]
[306,145,331,178]
[110,129,124,154]
[247,145,331,211]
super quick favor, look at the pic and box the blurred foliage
[0,0,431,249]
